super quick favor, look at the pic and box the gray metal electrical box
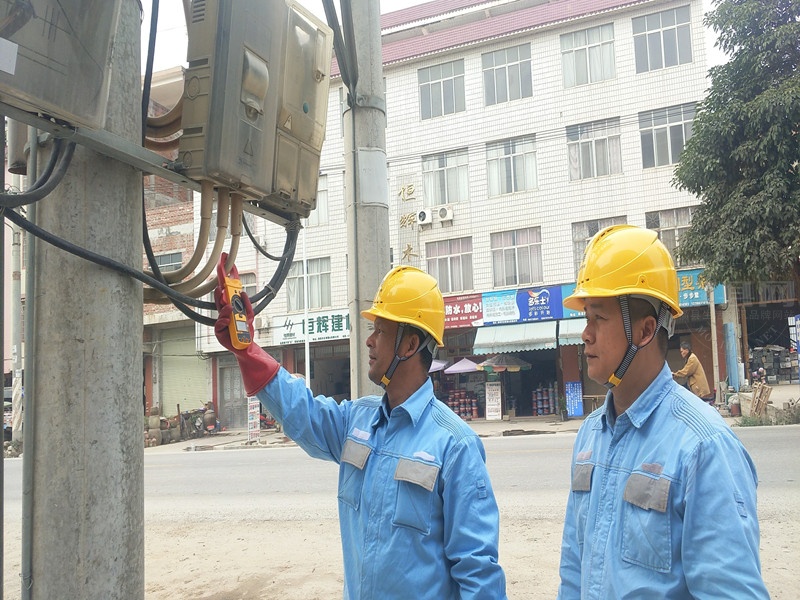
[0,0,122,130]
[179,0,333,222]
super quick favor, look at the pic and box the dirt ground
[3,512,793,599]
[141,506,795,599]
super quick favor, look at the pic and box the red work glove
[214,285,280,396]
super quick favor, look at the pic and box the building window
[306,174,328,227]
[426,237,473,294]
[422,149,468,206]
[154,252,182,273]
[645,207,697,267]
[561,24,615,88]
[482,43,533,106]
[639,103,696,168]
[491,227,543,287]
[633,5,692,74]
[418,59,465,120]
[487,136,537,197]
[567,118,622,181]
[241,272,257,299]
[571,217,627,275]
[286,257,332,312]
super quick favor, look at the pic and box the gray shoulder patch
[341,439,371,470]
[623,472,670,513]
[394,458,440,492]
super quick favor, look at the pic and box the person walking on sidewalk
[557,225,769,599]
[216,265,507,600]
[672,340,715,405]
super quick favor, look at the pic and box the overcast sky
[140,0,428,73]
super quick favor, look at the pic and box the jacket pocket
[338,439,370,510]
[621,472,672,572]
[392,458,439,534]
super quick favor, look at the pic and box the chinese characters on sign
[444,294,483,327]
[272,310,351,346]
[398,184,417,229]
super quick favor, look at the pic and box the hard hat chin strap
[379,324,434,389]
[605,296,672,389]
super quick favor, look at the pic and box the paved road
[3,424,798,599]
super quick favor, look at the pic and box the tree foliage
[673,0,800,288]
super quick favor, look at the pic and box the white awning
[558,319,585,346]
[473,321,557,355]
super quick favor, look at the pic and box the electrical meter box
[0,0,122,130]
[179,0,333,222]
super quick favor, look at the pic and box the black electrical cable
[243,214,296,262]
[0,136,63,199]
[250,224,300,311]
[141,0,159,145]
[0,140,75,208]
[139,0,181,300]
[2,206,217,316]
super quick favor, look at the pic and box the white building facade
[197,0,744,423]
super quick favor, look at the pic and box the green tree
[673,0,800,289]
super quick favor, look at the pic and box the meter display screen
[236,320,249,332]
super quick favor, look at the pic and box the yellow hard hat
[564,225,683,318]
[361,266,445,347]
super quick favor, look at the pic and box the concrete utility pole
[344,0,390,398]
[24,1,144,597]
[11,175,23,442]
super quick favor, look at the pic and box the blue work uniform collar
[598,363,673,430]
[375,377,434,429]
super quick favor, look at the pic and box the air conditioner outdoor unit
[416,209,433,225]
[254,316,269,330]
[437,205,454,222]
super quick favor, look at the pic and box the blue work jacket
[257,369,507,599]
[558,364,770,599]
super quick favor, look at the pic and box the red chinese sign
[444,293,483,329]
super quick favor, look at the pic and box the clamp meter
[216,254,252,350]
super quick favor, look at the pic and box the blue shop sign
[482,286,563,325]
[516,286,563,322]
[676,268,726,307]
[561,283,584,319]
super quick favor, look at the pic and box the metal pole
[11,174,23,442]
[344,0,390,398]
[20,124,38,600]
[708,286,721,404]
[1,111,6,600]
[302,226,311,388]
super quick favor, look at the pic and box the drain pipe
[20,126,39,600]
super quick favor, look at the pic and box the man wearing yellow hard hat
[556,225,768,598]
[216,265,507,599]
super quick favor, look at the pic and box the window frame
[490,227,543,288]
[566,118,622,181]
[421,149,469,207]
[482,43,533,106]
[154,251,182,273]
[486,135,537,197]
[426,237,474,294]
[560,23,616,88]
[633,5,693,74]
[285,256,332,312]
[306,174,329,227]
[418,59,466,120]
[639,103,696,169]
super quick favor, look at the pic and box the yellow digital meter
[217,254,252,350]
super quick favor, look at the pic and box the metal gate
[219,363,248,429]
